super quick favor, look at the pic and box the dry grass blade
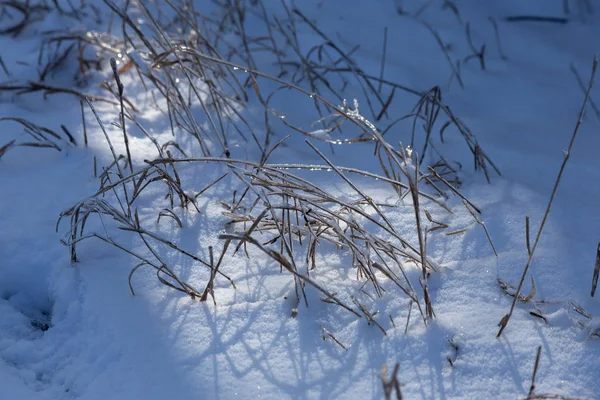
[527,346,542,399]
[322,327,347,350]
[498,276,536,303]
[404,300,413,333]
[497,55,598,338]
[200,246,217,305]
[0,81,130,108]
[353,298,387,335]
[526,216,532,256]
[445,228,469,236]
[402,148,434,320]
[157,208,182,228]
[529,311,547,324]
[428,166,480,213]
[110,57,133,174]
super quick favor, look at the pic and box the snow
[1,0,600,399]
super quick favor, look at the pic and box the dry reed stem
[497,56,598,338]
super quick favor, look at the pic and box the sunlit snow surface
[1,1,600,399]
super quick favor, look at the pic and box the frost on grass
[0,0,501,324]
[44,0,503,335]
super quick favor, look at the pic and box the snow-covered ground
[1,0,600,399]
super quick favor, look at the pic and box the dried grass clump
[42,0,500,330]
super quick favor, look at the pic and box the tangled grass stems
[3,0,500,186]
[59,132,481,327]
[45,0,498,331]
